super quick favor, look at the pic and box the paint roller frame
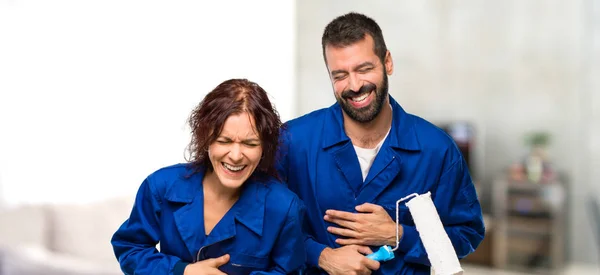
[366,192,464,275]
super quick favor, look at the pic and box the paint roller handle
[365,245,395,262]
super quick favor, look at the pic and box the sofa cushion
[0,204,48,248]
[1,244,122,275]
[47,197,133,265]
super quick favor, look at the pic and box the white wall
[296,0,598,264]
[581,0,600,263]
[0,0,296,206]
[589,0,600,202]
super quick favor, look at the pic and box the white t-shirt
[353,128,391,181]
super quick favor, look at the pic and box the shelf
[491,176,566,272]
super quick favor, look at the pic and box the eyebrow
[219,136,261,143]
[330,61,376,76]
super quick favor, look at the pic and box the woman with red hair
[112,79,306,275]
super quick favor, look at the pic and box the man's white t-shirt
[353,127,391,182]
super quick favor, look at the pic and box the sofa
[0,197,135,275]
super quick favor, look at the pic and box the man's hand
[184,254,229,275]
[318,245,380,275]
[324,203,403,247]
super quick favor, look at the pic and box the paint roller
[366,192,463,275]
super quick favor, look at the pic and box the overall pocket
[219,252,270,275]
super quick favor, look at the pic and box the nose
[228,143,243,163]
[348,73,361,92]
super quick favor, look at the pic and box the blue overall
[111,164,306,275]
[277,96,485,274]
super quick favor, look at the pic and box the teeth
[351,93,369,102]
[223,163,245,172]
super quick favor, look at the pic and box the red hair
[186,79,282,180]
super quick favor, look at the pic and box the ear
[384,50,393,75]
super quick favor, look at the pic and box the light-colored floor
[462,263,599,275]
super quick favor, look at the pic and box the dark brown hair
[186,79,282,180]
[321,12,388,63]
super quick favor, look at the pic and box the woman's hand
[184,254,230,275]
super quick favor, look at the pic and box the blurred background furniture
[436,122,476,177]
[492,176,568,273]
[0,197,132,275]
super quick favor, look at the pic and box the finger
[355,203,383,213]
[335,238,363,246]
[363,258,381,271]
[352,245,374,255]
[208,254,230,267]
[328,226,359,238]
[324,215,356,229]
[325,209,358,221]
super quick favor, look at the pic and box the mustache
[341,83,377,99]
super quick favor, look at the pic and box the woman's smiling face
[207,111,263,189]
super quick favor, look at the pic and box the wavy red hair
[186,79,282,181]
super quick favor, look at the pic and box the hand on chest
[316,148,438,213]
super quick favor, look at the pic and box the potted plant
[523,131,551,183]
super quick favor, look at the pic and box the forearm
[397,222,484,266]
[395,154,485,265]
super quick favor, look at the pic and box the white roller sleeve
[405,192,463,275]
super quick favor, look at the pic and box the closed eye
[332,74,347,81]
[243,140,261,147]
[357,67,373,73]
[354,62,376,73]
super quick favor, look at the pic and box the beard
[335,72,389,123]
